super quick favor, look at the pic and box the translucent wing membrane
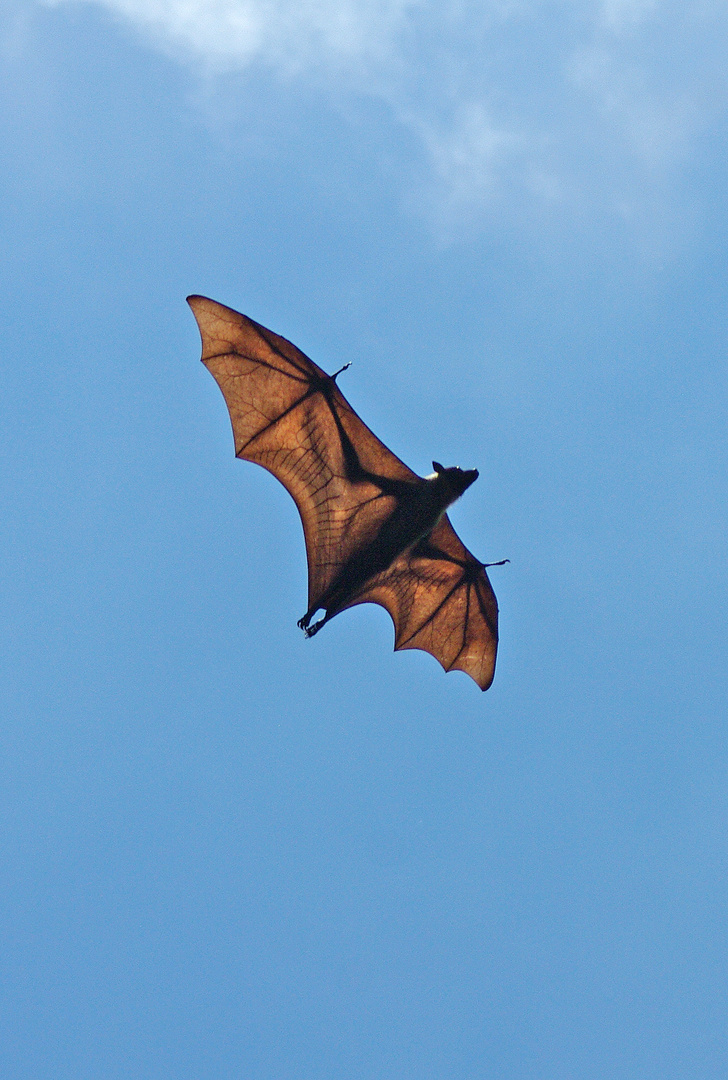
[345,516,498,690]
[189,295,499,690]
[188,295,417,611]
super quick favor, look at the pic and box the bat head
[430,462,479,503]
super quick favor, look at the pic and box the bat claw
[299,614,326,638]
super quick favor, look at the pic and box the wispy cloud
[44,0,423,73]
[401,101,527,232]
[36,0,728,235]
[597,0,658,33]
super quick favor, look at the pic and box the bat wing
[188,295,420,614]
[343,514,499,690]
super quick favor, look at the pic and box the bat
[188,295,505,690]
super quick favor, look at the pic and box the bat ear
[432,461,444,474]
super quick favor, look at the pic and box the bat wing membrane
[344,514,499,690]
[188,295,420,612]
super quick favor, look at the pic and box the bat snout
[457,469,478,498]
[451,467,479,497]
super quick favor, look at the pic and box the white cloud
[36,0,728,236]
[597,0,657,33]
[403,101,525,230]
[42,0,423,73]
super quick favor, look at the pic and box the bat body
[189,295,502,690]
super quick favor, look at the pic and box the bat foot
[298,613,326,638]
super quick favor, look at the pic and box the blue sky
[1,1,727,1076]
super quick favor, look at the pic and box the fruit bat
[188,295,504,690]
